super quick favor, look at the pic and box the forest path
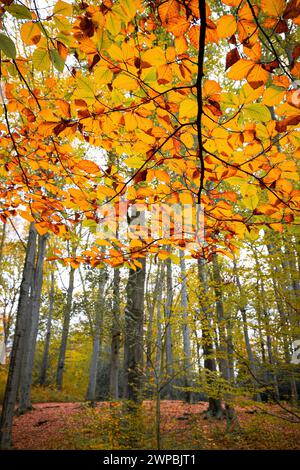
[11,400,300,450]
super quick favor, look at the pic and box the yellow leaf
[243,193,259,210]
[124,113,137,132]
[262,86,285,106]
[179,192,193,204]
[106,11,122,35]
[94,65,113,85]
[124,156,145,169]
[108,44,123,61]
[179,98,197,119]
[142,47,166,67]
[181,132,194,148]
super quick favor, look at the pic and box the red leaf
[226,48,240,70]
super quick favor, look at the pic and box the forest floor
[10,400,300,450]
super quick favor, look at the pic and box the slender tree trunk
[109,268,121,399]
[164,256,173,383]
[252,247,280,401]
[0,223,37,449]
[123,257,146,403]
[18,233,47,412]
[180,251,193,403]
[86,270,107,402]
[154,267,165,450]
[145,263,160,383]
[266,241,298,403]
[155,266,164,380]
[197,258,224,418]
[56,266,75,390]
[212,254,239,429]
[39,271,55,386]
[212,255,231,381]
[0,222,7,357]
[233,259,261,401]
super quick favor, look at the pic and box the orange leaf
[261,0,286,17]
[217,14,237,38]
[77,160,100,174]
[227,59,254,80]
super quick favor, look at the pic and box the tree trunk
[56,266,75,390]
[197,258,224,418]
[18,233,47,412]
[180,251,193,403]
[266,241,298,404]
[39,270,55,386]
[233,259,261,401]
[212,254,239,429]
[0,223,37,449]
[155,266,165,381]
[86,270,106,402]
[164,256,173,382]
[145,263,160,382]
[123,257,146,403]
[109,268,121,399]
[252,246,280,401]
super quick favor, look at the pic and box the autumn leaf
[77,160,100,174]
[261,0,286,17]
[20,22,41,46]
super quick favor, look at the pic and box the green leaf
[32,48,50,71]
[53,0,73,16]
[74,76,95,104]
[0,33,16,59]
[5,4,32,19]
[50,49,65,72]
[243,193,259,211]
[243,104,271,122]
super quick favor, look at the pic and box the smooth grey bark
[197,258,223,418]
[212,255,232,382]
[0,223,37,449]
[233,259,261,402]
[19,233,47,412]
[164,256,173,378]
[180,251,193,402]
[109,268,121,399]
[39,270,55,386]
[154,267,165,451]
[252,247,280,401]
[266,241,298,403]
[86,269,107,402]
[155,266,165,380]
[212,254,239,429]
[0,222,6,278]
[56,265,75,390]
[145,263,161,381]
[123,257,146,403]
[283,236,300,324]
